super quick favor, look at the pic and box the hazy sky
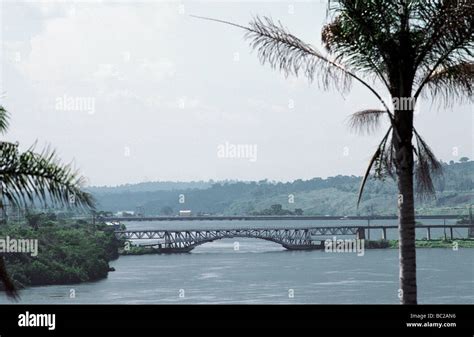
[1,1,472,186]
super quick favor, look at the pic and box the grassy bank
[385,238,474,249]
[0,222,121,290]
[120,245,162,255]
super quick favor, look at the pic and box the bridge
[103,215,463,222]
[114,224,474,253]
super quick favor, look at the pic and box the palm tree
[0,105,94,298]
[195,0,473,304]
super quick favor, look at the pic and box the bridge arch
[186,233,294,250]
[153,228,319,252]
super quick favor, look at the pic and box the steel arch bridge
[114,226,367,252]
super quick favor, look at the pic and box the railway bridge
[114,224,474,253]
[115,226,367,253]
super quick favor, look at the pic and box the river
[1,219,473,304]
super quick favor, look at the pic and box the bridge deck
[103,215,463,222]
[114,224,472,233]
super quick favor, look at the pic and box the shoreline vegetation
[0,221,121,292]
[0,219,472,293]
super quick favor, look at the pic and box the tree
[196,0,473,304]
[270,204,283,214]
[459,156,469,163]
[294,208,304,216]
[25,211,44,230]
[0,105,94,299]
[160,206,174,215]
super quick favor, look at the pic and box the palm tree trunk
[394,108,417,305]
[397,158,417,304]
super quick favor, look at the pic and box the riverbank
[361,239,474,249]
[0,222,121,291]
[387,238,474,248]
[120,245,163,255]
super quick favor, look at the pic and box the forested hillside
[89,160,473,216]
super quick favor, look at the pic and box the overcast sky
[1,0,472,186]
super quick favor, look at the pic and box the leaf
[357,126,392,207]
[413,129,443,198]
[348,109,387,134]
[0,106,9,135]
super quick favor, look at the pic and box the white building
[179,210,192,216]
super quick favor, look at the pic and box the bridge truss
[114,226,366,251]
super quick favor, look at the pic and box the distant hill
[87,181,212,194]
[88,161,473,216]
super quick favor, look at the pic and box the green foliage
[0,222,119,290]
[252,204,304,216]
[120,244,161,256]
[24,211,58,230]
[0,141,94,210]
[159,206,174,216]
[0,105,94,212]
[0,105,95,298]
[91,161,473,216]
[387,239,474,249]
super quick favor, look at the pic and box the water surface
[2,220,472,304]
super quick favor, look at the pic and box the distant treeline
[87,181,212,194]
[89,160,473,216]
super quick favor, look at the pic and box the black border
[0,304,472,337]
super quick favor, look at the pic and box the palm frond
[356,127,442,206]
[380,133,396,180]
[0,141,94,299]
[421,62,474,107]
[357,126,393,207]
[192,15,395,118]
[322,0,398,90]
[413,1,474,100]
[348,109,387,135]
[413,129,443,198]
[0,106,9,135]
[412,0,472,67]
[0,141,95,210]
[245,16,352,92]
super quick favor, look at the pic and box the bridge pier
[381,227,387,240]
[356,227,365,240]
[427,228,431,240]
